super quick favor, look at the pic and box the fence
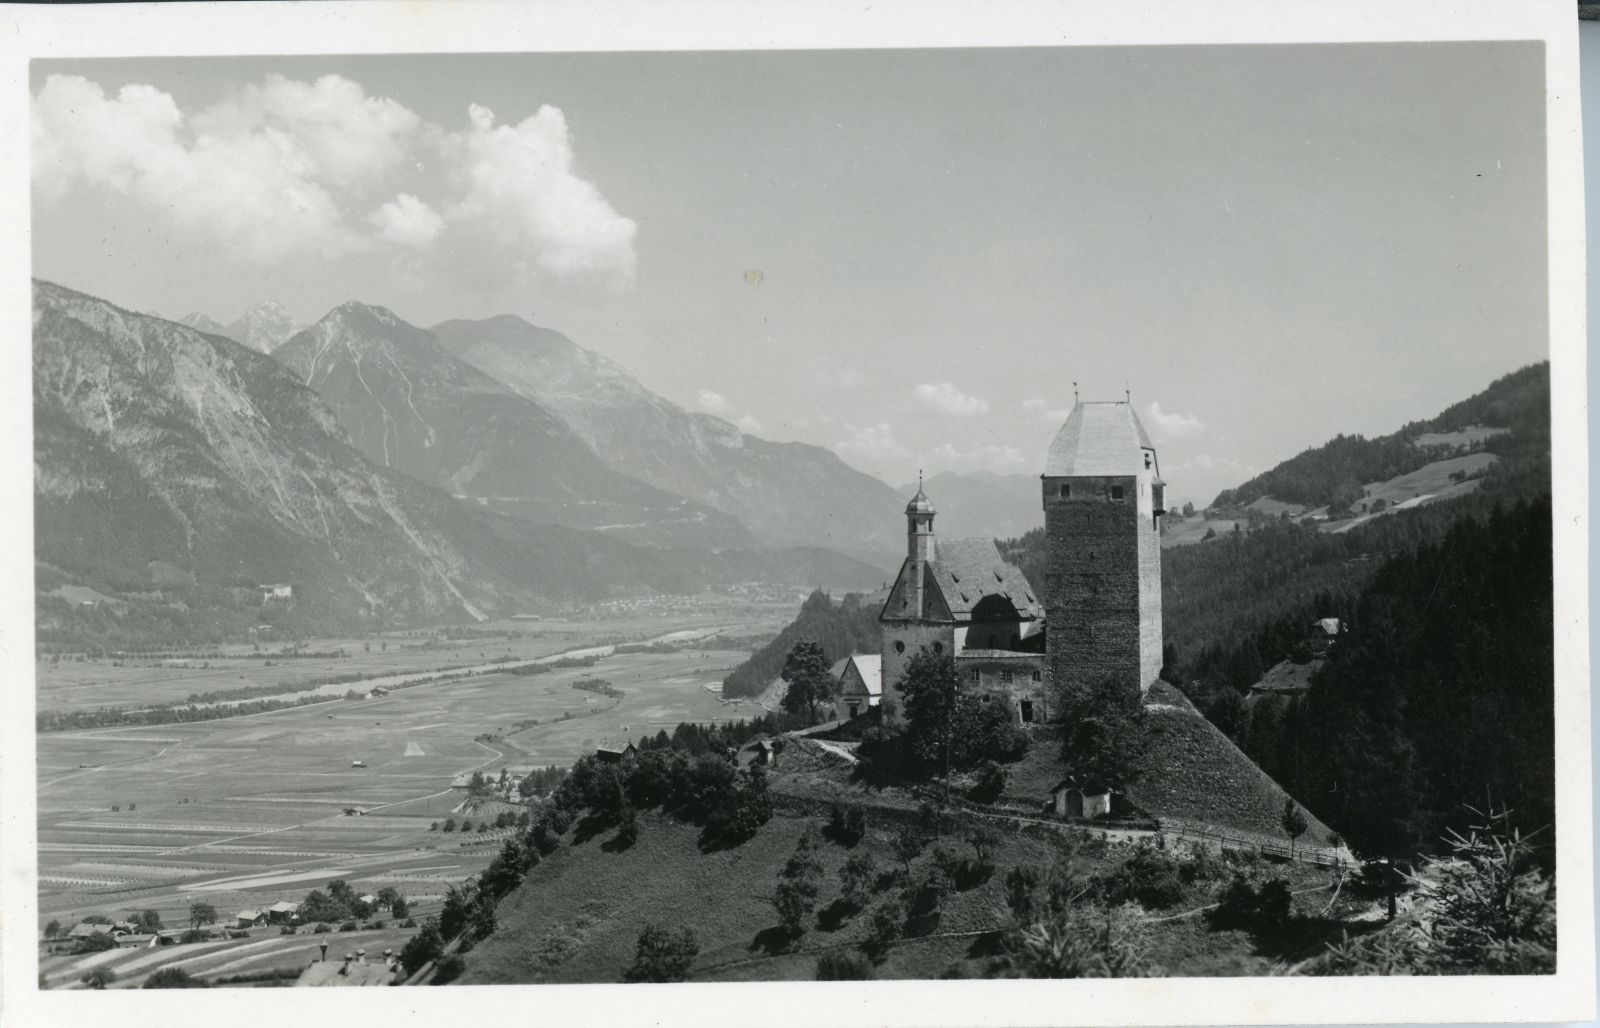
[1155,817,1354,869]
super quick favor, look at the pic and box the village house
[265,900,300,925]
[235,908,268,928]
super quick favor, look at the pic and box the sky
[30,44,1548,507]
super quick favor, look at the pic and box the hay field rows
[36,612,788,966]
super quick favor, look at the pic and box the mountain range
[273,303,752,548]
[179,300,302,354]
[33,281,885,646]
[431,315,909,562]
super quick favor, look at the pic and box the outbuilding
[833,654,883,720]
[1050,779,1113,820]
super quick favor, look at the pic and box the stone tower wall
[1042,472,1161,700]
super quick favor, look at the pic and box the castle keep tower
[1042,400,1165,699]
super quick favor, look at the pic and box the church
[878,399,1166,722]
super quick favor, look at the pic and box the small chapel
[879,398,1166,722]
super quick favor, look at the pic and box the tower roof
[1044,401,1154,477]
[905,474,936,515]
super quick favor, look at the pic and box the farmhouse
[595,742,637,765]
[66,922,112,942]
[296,948,401,987]
[236,908,268,928]
[266,900,299,924]
[259,583,294,603]
[832,654,883,719]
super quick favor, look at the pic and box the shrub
[339,920,358,932]
[398,919,445,976]
[143,967,208,989]
[967,760,1007,804]
[313,923,331,934]
[827,803,867,846]
[80,967,116,989]
[623,924,699,983]
[839,851,878,909]
[179,928,208,944]
[816,949,875,980]
[1097,845,1185,910]
[430,954,465,985]
[864,897,904,957]
[1210,876,1294,933]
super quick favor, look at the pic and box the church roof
[1044,401,1154,477]
[905,483,935,515]
[929,538,1043,620]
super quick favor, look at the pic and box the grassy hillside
[456,806,1340,984]
[1211,362,1548,510]
[1130,683,1337,848]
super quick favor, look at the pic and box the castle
[879,399,1165,719]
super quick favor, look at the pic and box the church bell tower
[1041,399,1165,700]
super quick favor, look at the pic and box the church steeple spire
[904,474,935,619]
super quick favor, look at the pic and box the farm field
[37,604,791,712]
[36,612,788,958]
[41,924,423,990]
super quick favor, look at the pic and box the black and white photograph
[2,3,1591,1025]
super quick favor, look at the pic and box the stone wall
[1042,473,1147,701]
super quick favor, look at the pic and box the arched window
[894,641,905,654]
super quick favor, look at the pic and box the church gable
[882,561,954,622]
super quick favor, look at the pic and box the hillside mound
[1133,682,1337,848]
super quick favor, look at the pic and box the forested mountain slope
[1211,362,1548,510]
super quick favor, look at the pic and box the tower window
[1111,485,1125,501]
[1060,483,1071,498]
[894,641,905,654]
[932,642,944,654]
[1000,670,1013,686]
[969,668,980,684]
[1031,670,1042,683]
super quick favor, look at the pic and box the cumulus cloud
[32,74,365,260]
[697,389,729,412]
[915,381,989,416]
[369,193,444,249]
[736,414,765,435]
[836,423,910,467]
[444,103,637,285]
[33,73,638,284]
[1145,401,1205,439]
